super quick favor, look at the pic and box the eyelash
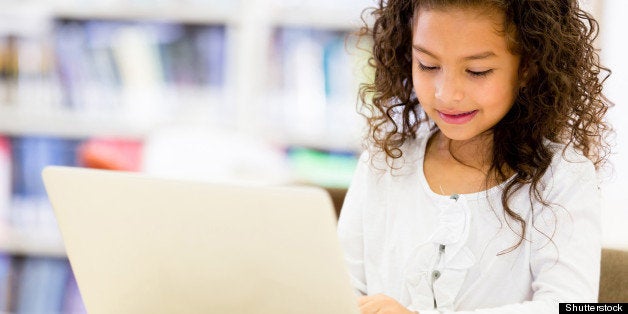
[468,69,493,77]
[418,63,439,72]
[417,62,493,77]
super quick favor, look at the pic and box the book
[14,257,70,314]
[0,254,12,312]
[10,136,80,230]
[0,136,11,226]
[0,35,19,105]
[62,271,87,314]
[287,146,358,188]
[194,25,226,87]
[81,20,124,116]
[53,21,92,111]
[4,255,22,314]
[78,137,143,171]
[14,35,59,113]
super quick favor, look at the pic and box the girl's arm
[337,152,371,296]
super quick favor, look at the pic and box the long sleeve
[337,152,371,296]
[415,150,602,314]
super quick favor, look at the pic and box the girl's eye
[467,69,494,77]
[418,62,439,72]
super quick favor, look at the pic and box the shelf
[269,6,368,31]
[0,225,66,258]
[51,4,238,25]
[0,3,53,36]
[0,106,151,140]
[0,106,364,153]
[268,132,362,153]
[0,89,230,140]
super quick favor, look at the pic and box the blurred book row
[0,20,227,125]
[0,255,86,314]
[0,133,358,233]
[0,17,371,147]
[1,136,142,234]
[53,21,226,121]
[262,26,371,144]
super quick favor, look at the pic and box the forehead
[412,7,510,58]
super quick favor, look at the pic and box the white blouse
[337,129,601,313]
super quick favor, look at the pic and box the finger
[357,295,373,306]
[358,297,382,313]
[358,301,379,314]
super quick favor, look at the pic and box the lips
[437,110,479,124]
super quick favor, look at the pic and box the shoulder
[343,128,430,213]
[363,125,432,174]
[541,142,599,199]
[546,142,597,182]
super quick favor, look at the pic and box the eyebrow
[412,45,497,60]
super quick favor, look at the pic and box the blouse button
[432,270,441,280]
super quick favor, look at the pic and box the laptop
[42,166,359,314]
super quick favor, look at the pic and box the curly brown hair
[357,0,612,253]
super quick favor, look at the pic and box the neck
[428,130,494,171]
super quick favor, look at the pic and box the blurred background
[0,0,624,312]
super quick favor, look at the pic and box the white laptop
[42,166,359,314]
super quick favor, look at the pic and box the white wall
[598,0,628,249]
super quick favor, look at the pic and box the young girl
[338,0,612,313]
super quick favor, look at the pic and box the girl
[338,0,612,313]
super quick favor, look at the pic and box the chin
[441,132,477,142]
[436,125,485,142]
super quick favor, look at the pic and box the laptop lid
[42,166,358,314]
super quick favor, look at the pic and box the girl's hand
[358,294,418,314]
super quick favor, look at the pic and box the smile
[437,110,479,124]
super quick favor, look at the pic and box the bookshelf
[0,225,65,258]
[0,107,148,139]
[0,2,369,149]
[0,0,370,311]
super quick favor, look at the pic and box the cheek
[473,80,517,112]
[412,72,434,105]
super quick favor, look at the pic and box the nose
[435,71,464,104]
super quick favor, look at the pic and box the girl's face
[411,7,521,142]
